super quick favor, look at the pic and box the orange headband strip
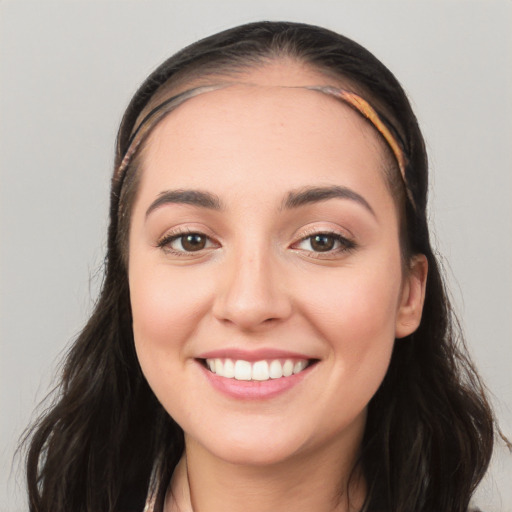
[309,86,408,176]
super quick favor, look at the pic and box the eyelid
[154,224,357,258]
[292,224,355,243]
[290,226,357,258]
[156,226,220,256]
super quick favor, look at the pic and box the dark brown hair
[24,21,497,512]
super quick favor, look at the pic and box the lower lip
[199,362,314,400]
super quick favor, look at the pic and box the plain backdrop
[1,1,511,511]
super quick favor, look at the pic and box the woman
[25,21,497,512]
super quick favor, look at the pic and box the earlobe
[395,254,428,339]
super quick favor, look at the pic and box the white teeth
[251,361,269,381]
[269,360,283,379]
[293,360,307,374]
[223,358,235,378]
[205,358,310,381]
[282,360,294,377]
[234,360,252,381]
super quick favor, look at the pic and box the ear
[395,254,428,339]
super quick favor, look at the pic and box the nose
[212,247,293,331]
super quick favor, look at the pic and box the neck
[166,434,366,512]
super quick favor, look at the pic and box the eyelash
[291,230,356,258]
[156,229,217,256]
[156,229,356,257]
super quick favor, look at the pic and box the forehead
[130,74,400,242]
[141,82,391,188]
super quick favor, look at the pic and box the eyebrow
[145,189,223,217]
[145,185,374,218]
[282,185,376,217]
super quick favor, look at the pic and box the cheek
[301,261,402,340]
[129,263,213,379]
[296,257,402,397]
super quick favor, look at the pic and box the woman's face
[128,65,426,466]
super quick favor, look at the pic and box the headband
[116,83,231,180]
[307,85,414,208]
[116,83,413,208]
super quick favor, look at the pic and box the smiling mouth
[200,358,317,381]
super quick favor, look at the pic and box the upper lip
[196,348,316,362]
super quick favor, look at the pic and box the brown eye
[179,233,207,251]
[310,234,336,252]
[159,232,215,254]
[293,232,356,256]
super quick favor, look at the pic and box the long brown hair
[24,21,496,512]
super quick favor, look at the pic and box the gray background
[1,1,511,511]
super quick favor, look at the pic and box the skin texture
[128,63,427,512]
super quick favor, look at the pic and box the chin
[204,441,305,467]
[185,422,314,467]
